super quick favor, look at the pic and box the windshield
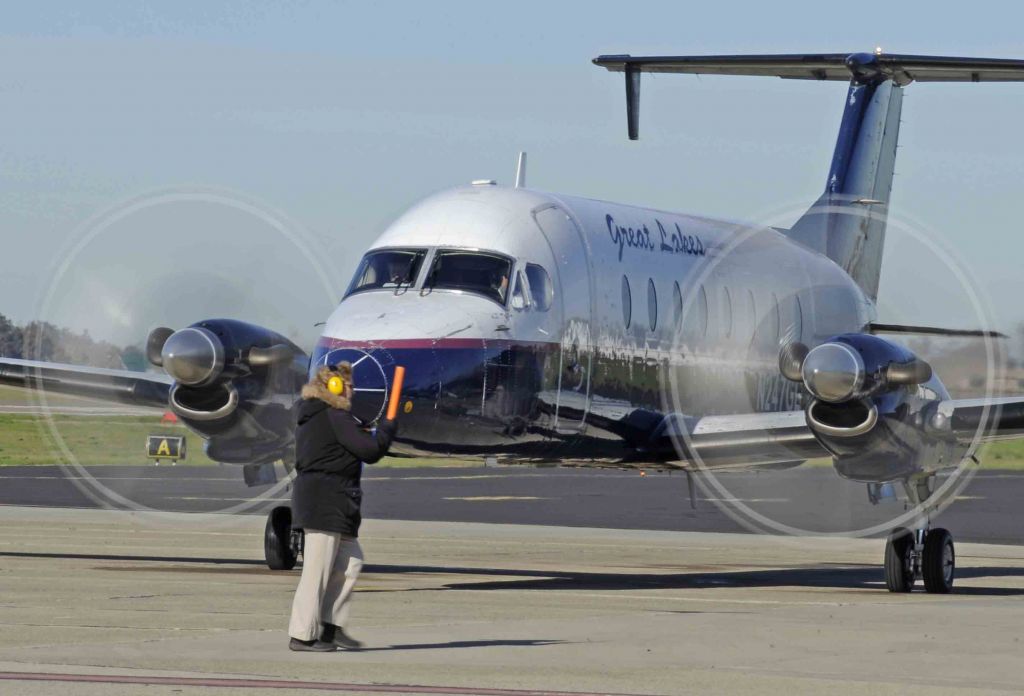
[425,250,513,305]
[345,248,427,297]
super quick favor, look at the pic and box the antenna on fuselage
[514,151,527,188]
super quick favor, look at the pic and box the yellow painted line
[442,496,552,502]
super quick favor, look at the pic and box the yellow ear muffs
[327,375,345,396]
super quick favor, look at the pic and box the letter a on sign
[157,439,171,456]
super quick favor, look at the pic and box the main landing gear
[882,476,955,593]
[884,526,955,593]
[265,505,304,570]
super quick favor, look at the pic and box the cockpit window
[425,250,513,305]
[525,264,553,311]
[345,248,426,297]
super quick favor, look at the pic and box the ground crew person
[287,362,397,652]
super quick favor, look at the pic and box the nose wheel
[264,505,304,570]
[922,528,955,593]
[884,526,955,593]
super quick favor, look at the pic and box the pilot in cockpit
[386,258,409,286]
[490,270,509,303]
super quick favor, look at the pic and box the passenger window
[722,286,733,339]
[525,263,553,311]
[425,250,513,304]
[346,248,427,297]
[791,295,803,343]
[647,279,658,331]
[746,290,757,345]
[770,293,781,346]
[672,281,683,329]
[621,275,632,329]
[688,280,712,337]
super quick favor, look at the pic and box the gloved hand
[378,417,399,437]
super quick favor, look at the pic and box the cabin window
[672,281,683,330]
[684,280,708,339]
[345,248,427,297]
[525,263,553,311]
[755,292,780,353]
[777,293,803,344]
[770,292,781,346]
[722,286,733,339]
[698,285,709,338]
[424,250,513,305]
[792,295,804,343]
[621,275,632,328]
[746,289,757,346]
[647,279,658,331]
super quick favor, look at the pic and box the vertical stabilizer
[594,51,1024,299]
[787,74,904,299]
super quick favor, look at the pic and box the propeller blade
[146,327,175,367]
[886,358,933,385]
[247,344,295,367]
[779,341,809,382]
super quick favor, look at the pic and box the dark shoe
[321,623,364,650]
[289,637,336,652]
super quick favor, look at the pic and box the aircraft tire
[922,528,955,594]
[884,527,915,593]
[265,505,297,570]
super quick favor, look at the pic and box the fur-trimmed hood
[301,362,353,411]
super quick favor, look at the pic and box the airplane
[4,50,1024,593]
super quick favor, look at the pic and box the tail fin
[786,76,903,299]
[593,51,1024,300]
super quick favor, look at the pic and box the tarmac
[2,504,1024,695]
[3,464,1024,543]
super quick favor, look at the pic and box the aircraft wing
[641,396,1024,468]
[0,357,171,409]
[935,396,1024,443]
[648,410,828,468]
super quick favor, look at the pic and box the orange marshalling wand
[386,366,406,420]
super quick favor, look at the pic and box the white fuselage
[313,184,870,461]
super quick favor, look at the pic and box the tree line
[0,313,145,371]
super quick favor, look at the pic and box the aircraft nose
[161,327,225,386]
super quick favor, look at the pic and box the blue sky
[2,1,1023,348]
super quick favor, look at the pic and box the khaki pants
[287,530,364,641]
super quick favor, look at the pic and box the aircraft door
[532,205,594,434]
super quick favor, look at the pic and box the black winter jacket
[290,399,396,536]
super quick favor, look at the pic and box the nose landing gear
[882,476,955,593]
[264,505,304,570]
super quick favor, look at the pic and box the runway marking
[0,671,652,696]
[443,496,552,502]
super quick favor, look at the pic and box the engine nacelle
[784,334,964,482]
[151,319,308,465]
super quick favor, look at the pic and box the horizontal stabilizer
[593,52,1024,141]
[593,52,1024,83]
[869,323,1007,339]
